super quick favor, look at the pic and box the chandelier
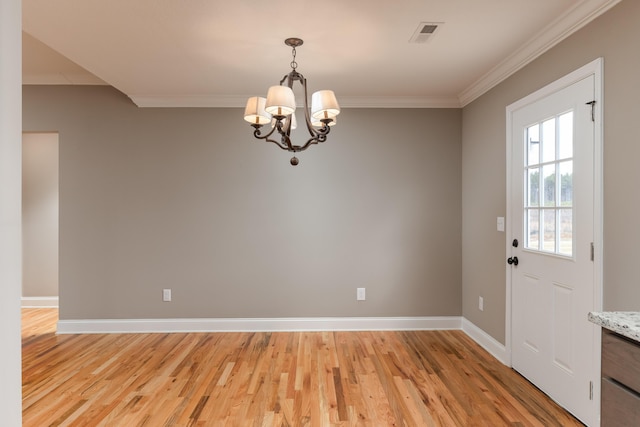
[243,38,340,166]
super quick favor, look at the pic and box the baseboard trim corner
[462,318,509,365]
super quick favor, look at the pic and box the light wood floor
[22,308,583,426]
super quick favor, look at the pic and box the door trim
[505,57,603,396]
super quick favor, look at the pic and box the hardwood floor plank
[22,309,584,426]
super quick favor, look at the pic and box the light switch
[497,217,505,232]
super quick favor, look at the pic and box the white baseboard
[462,318,509,365]
[56,315,509,366]
[22,296,59,308]
[57,316,463,334]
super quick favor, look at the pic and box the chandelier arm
[264,134,292,151]
[252,125,277,140]
[302,121,331,141]
[275,119,296,151]
[301,76,317,138]
[304,112,316,137]
[280,133,295,151]
[295,132,329,152]
[267,138,294,151]
[279,74,291,87]
[298,73,333,138]
[252,126,290,151]
[300,74,326,138]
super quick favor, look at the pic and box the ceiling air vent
[409,22,442,43]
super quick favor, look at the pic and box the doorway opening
[22,132,59,308]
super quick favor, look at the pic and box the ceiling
[22,0,621,108]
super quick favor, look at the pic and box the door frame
[505,57,603,403]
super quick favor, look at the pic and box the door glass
[528,167,539,207]
[543,164,556,207]
[524,112,574,256]
[542,118,556,163]
[528,209,539,249]
[527,124,540,165]
[559,209,572,256]
[543,209,556,252]
[558,112,573,159]
[559,161,573,205]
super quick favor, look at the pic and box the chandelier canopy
[243,38,340,166]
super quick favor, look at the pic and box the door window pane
[543,209,556,252]
[560,161,573,206]
[526,209,539,250]
[559,209,573,256]
[542,118,556,163]
[558,112,573,160]
[543,164,556,207]
[527,124,540,166]
[528,167,540,207]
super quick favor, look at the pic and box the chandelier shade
[243,37,340,166]
[265,86,296,117]
[243,96,271,125]
[311,90,340,120]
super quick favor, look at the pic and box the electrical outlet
[479,296,484,311]
[356,288,366,301]
[163,288,172,302]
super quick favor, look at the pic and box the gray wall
[462,0,640,343]
[23,86,462,320]
[22,132,59,298]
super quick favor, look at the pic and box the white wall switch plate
[356,288,366,301]
[162,288,172,302]
[479,296,484,311]
[497,217,505,232]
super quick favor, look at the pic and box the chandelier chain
[290,46,298,71]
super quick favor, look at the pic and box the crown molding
[458,0,622,107]
[129,94,462,109]
[338,96,461,109]
[129,95,248,108]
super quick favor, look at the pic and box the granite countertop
[588,311,640,343]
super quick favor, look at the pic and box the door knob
[507,256,519,266]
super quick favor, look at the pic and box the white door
[508,62,601,426]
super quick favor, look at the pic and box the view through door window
[524,111,573,257]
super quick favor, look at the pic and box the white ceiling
[22,0,621,108]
